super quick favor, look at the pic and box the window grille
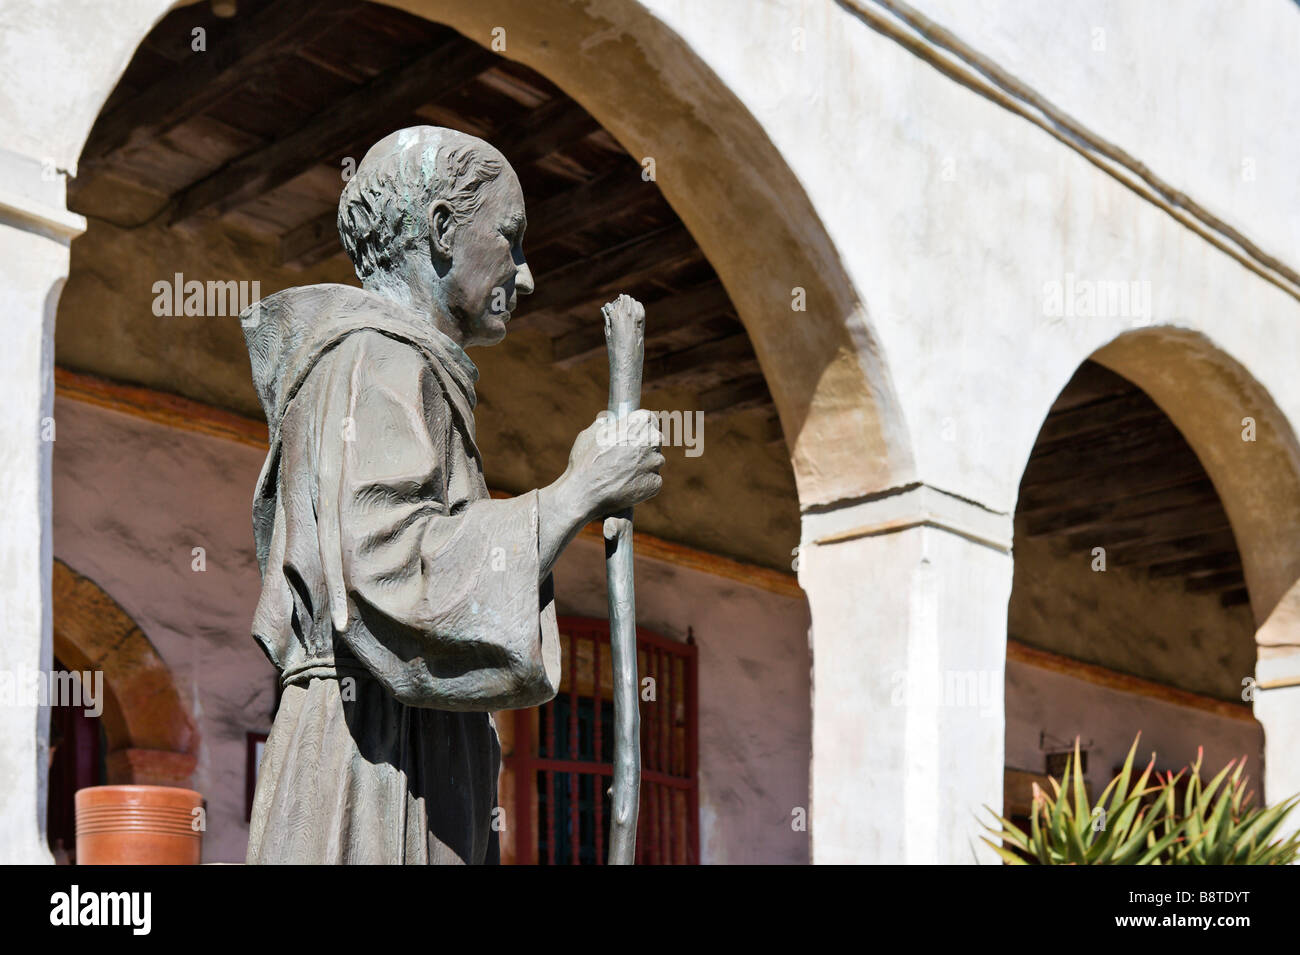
[501,616,698,864]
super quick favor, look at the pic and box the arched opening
[52,558,198,787]
[1006,329,1300,820]
[1093,328,1300,626]
[62,0,912,521]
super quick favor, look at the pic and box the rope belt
[279,656,372,689]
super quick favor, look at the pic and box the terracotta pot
[75,785,203,865]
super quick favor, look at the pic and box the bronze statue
[240,126,663,864]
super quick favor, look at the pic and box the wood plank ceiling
[68,0,774,421]
[1016,360,1248,607]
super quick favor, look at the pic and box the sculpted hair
[337,126,505,281]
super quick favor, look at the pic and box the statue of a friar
[240,126,663,864]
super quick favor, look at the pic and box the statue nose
[515,261,534,295]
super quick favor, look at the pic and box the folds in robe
[240,284,560,864]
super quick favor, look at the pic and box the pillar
[1254,647,1300,839]
[799,484,1013,863]
[0,146,85,863]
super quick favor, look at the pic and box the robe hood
[240,283,479,439]
[240,283,482,580]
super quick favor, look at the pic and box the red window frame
[501,616,698,864]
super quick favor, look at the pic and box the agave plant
[982,734,1300,865]
[982,735,1179,864]
[1153,747,1300,865]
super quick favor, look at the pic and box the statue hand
[566,409,664,518]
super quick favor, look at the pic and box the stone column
[0,147,85,863]
[799,484,1013,863]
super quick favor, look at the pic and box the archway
[64,0,913,506]
[1093,328,1300,625]
[1008,328,1300,821]
[52,558,198,786]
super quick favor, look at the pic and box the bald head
[334,126,534,349]
[337,126,507,282]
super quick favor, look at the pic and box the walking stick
[602,293,644,865]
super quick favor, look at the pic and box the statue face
[430,164,533,348]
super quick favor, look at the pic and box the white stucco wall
[918,0,1300,264]
[0,0,178,175]
[0,153,76,864]
[51,397,812,863]
[633,0,1300,514]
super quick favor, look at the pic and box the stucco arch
[62,0,914,509]
[1083,327,1300,809]
[1085,327,1300,630]
[52,558,198,785]
[1006,325,1300,809]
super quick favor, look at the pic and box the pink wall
[1006,661,1264,797]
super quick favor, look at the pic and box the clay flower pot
[75,785,203,865]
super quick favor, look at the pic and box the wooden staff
[601,293,644,865]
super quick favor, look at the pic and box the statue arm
[537,475,592,581]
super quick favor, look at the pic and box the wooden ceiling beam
[1145,550,1242,579]
[80,0,356,172]
[1184,570,1249,595]
[1103,528,1239,568]
[1068,505,1232,553]
[1025,420,1191,469]
[643,334,758,393]
[516,224,700,324]
[1032,395,1170,450]
[1047,362,1136,413]
[1020,478,1220,539]
[1022,434,1201,490]
[524,164,657,251]
[489,96,600,170]
[169,37,498,228]
[1016,457,1209,516]
[700,376,773,415]
[551,281,732,368]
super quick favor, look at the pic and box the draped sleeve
[286,328,560,711]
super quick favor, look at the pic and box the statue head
[338,126,532,348]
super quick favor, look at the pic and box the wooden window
[500,617,698,864]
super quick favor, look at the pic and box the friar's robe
[240,284,560,864]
